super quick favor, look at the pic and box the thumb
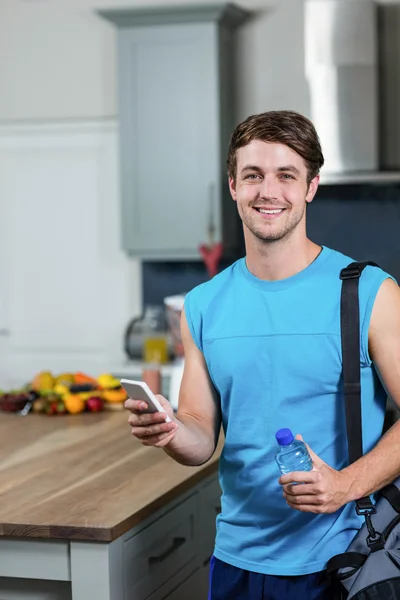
[156,394,174,419]
[295,434,324,468]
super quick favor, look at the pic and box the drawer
[159,564,210,600]
[199,476,221,562]
[124,493,198,600]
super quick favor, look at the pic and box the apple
[86,396,104,413]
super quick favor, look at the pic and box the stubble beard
[239,202,307,243]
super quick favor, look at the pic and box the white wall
[2,0,398,123]
[0,0,310,385]
[0,0,310,122]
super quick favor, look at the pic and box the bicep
[369,278,400,407]
[176,307,221,442]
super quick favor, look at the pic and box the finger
[282,482,315,496]
[155,394,171,410]
[128,411,169,427]
[294,434,322,467]
[130,421,177,439]
[284,493,323,506]
[124,399,149,412]
[279,471,317,485]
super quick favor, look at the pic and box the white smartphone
[120,379,171,423]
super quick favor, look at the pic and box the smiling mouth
[254,207,286,215]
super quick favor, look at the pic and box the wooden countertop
[0,411,221,542]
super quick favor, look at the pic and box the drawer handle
[148,537,186,565]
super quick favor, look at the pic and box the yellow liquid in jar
[143,337,168,364]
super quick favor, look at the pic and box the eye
[244,173,262,180]
[279,173,295,180]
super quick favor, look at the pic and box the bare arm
[340,277,400,500]
[163,307,222,465]
[125,306,221,467]
[281,277,400,513]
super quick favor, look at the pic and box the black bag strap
[340,261,380,515]
[379,482,400,513]
[326,551,367,578]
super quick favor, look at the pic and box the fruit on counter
[97,373,121,389]
[64,394,86,415]
[0,391,33,413]
[69,383,98,394]
[86,396,104,412]
[102,387,128,403]
[0,370,126,416]
[45,396,66,416]
[54,383,69,398]
[55,372,75,386]
[74,372,98,386]
[31,371,55,393]
[32,397,48,413]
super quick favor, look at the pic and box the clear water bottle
[275,428,313,475]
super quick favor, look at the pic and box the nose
[259,175,279,200]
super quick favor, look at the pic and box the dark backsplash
[143,182,400,306]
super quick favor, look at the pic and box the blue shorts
[208,556,345,600]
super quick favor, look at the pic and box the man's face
[229,140,319,243]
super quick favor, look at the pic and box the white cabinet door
[0,122,134,389]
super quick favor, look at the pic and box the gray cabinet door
[119,23,222,259]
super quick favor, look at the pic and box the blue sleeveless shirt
[184,246,393,576]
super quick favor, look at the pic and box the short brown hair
[227,110,324,185]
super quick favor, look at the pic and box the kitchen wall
[0,0,309,122]
[1,0,398,123]
[0,0,310,386]
[0,0,399,385]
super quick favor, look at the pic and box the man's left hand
[279,435,352,514]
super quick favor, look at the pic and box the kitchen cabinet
[98,4,249,260]
[0,411,222,600]
[160,566,210,600]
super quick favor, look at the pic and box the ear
[305,175,320,205]
[228,177,237,202]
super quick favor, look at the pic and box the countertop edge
[0,458,219,543]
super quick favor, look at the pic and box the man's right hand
[125,394,178,447]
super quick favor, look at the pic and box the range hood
[305,0,400,184]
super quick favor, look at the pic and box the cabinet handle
[148,536,186,565]
[215,506,221,514]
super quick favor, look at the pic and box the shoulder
[324,247,396,292]
[368,278,400,388]
[184,258,244,309]
[370,277,400,330]
[183,259,244,351]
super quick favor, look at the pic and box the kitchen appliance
[124,305,169,362]
[304,0,400,181]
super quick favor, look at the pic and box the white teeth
[258,209,283,214]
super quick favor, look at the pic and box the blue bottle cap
[275,428,294,446]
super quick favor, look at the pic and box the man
[125,111,400,600]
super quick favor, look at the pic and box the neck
[244,229,322,281]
